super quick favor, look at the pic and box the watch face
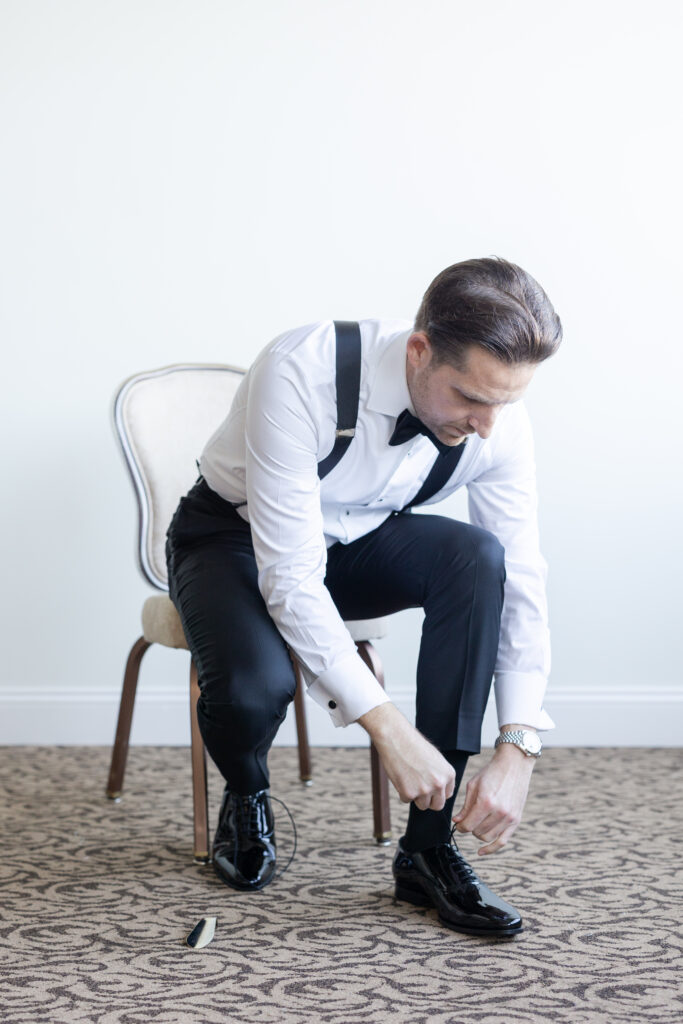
[524,732,542,754]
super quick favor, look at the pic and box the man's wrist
[495,724,542,761]
[494,740,537,764]
[356,701,400,741]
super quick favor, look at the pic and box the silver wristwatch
[494,729,542,758]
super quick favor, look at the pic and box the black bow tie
[388,409,453,457]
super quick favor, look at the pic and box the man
[165,256,561,938]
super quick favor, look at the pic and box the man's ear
[406,331,433,369]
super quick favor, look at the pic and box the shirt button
[328,700,337,709]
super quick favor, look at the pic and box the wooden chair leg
[106,636,151,800]
[189,658,210,863]
[291,652,313,785]
[356,640,392,845]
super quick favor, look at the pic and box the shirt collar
[366,328,415,418]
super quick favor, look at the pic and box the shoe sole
[395,880,524,938]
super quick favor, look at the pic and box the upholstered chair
[106,364,392,862]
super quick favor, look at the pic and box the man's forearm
[356,702,456,810]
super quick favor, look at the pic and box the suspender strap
[315,317,462,504]
[317,321,362,480]
[401,441,468,511]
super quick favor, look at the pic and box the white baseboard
[0,685,681,746]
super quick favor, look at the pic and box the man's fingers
[452,785,476,831]
[477,824,516,855]
[452,809,471,832]
[457,803,511,838]
[454,805,496,836]
[412,788,447,812]
[471,811,505,841]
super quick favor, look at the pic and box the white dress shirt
[200,318,555,733]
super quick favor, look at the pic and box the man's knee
[470,527,506,581]
[197,655,296,749]
[435,520,505,580]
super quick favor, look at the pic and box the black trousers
[165,477,506,795]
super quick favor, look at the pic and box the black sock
[402,749,470,853]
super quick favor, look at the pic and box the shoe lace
[270,795,297,880]
[234,793,267,835]
[230,792,298,880]
[445,825,482,885]
[222,791,297,881]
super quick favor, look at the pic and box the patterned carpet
[1,745,681,1024]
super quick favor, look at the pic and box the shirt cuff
[494,671,555,732]
[306,651,392,727]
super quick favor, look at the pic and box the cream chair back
[113,363,244,590]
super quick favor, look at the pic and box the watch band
[494,729,542,758]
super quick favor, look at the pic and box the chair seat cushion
[141,595,390,650]
[344,618,389,642]
[142,594,189,649]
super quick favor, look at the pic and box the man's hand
[452,731,536,855]
[356,703,455,811]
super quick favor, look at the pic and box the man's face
[406,333,536,446]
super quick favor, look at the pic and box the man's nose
[468,406,500,439]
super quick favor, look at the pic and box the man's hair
[414,257,563,369]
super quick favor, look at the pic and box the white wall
[1,0,681,746]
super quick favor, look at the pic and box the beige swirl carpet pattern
[1,745,682,1024]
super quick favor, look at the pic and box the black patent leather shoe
[212,786,276,892]
[393,836,523,937]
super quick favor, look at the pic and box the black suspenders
[317,321,362,480]
[317,320,467,507]
[401,439,467,510]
